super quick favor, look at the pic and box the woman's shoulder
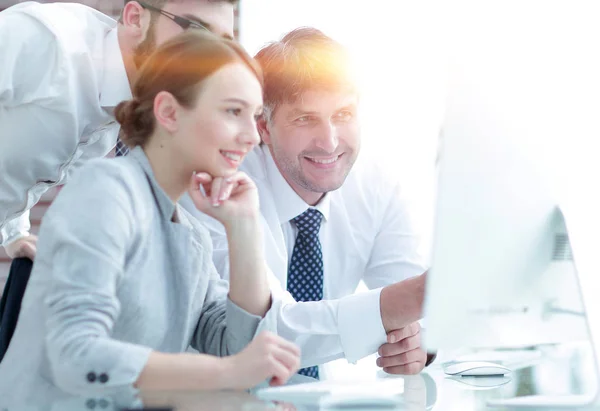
[38,157,151,244]
[74,156,143,186]
[59,157,150,211]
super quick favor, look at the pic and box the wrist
[3,233,29,249]
[223,213,261,233]
[380,273,426,332]
[216,355,237,390]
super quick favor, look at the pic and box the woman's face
[175,63,263,177]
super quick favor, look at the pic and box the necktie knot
[292,208,323,236]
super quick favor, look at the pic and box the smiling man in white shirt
[0,0,236,261]
[185,27,433,378]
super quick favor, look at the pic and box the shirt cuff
[1,211,31,247]
[337,288,387,364]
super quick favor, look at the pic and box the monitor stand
[487,205,600,408]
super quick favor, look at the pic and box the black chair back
[0,257,33,363]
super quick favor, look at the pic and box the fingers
[270,347,300,385]
[5,236,38,260]
[188,173,235,209]
[273,401,297,411]
[218,180,234,203]
[267,354,295,387]
[188,172,213,206]
[256,331,301,360]
[20,241,37,260]
[379,333,421,357]
[387,322,420,344]
[272,345,301,373]
[190,172,213,192]
[271,334,301,358]
[209,175,244,207]
[377,348,427,368]
[224,171,253,187]
[210,177,223,207]
[256,332,301,386]
[383,361,426,375]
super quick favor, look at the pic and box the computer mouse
[443,361,511,377]
[446,375,513,390]
[319,392,403,409]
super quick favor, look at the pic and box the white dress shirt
[182,145,428,372]
[0,2,130,246]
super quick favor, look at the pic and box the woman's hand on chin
[188,171,260,226]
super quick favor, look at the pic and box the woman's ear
[154,91,180,133]
[256,115,272,145]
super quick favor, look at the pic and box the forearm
[225,217,271,317]
[136,352,231,390]
[380,272,427,333]
[274,288,388,366]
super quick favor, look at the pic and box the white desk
[4,343,597,411]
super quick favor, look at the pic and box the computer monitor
[422,68,600,408]
[424,107,590,351]
[423,2,600,407]
[423,106,589,350]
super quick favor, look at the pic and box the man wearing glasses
[0,0,235,261]
[0,0,236,358]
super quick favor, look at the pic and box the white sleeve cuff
[337,288,387,364]
[1,211,31,246]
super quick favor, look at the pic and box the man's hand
[4,235,38,260]
[380,272,427,332]
[376,322,427,375]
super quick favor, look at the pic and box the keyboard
[255,379,405,406]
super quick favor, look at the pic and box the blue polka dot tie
[287,208,324,379]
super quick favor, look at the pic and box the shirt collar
[130,146,177,222]
[100,28,132,108]
[261,145,331,224]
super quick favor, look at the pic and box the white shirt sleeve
[0,211,31,246]
[276,287,387,366]
[0,11,78,245]
[192,204,388,367]
[361,179,430,330]
[362,181,429,288]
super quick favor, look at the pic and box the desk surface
[3,343,598,411]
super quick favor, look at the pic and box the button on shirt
[183,145,429,373]
[0,2,130,246]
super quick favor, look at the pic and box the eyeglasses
[137,1,209,32]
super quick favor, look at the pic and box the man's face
[262,89,361,205]
[134,0,235,68]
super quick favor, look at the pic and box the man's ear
[256,115,272,145]
[153,91,179,134]
[120,1,151,41]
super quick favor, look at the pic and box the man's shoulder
[339,153,399,198]
[3,2,116,48]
